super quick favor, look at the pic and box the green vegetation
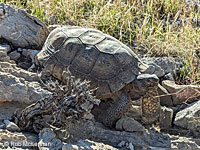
[1,0,200,84]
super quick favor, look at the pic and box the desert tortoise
[36,26,160,127]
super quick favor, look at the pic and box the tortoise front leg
[141,87,160,124]
[131,74,160,125]
[98,91,132,128]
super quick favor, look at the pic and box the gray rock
[0,101,27,120]
[91,127,170,149]
[164,73,175,81]
[162,80,200,105]
[0,129,38,149]
[142,57,184,80]
[8,50,20,61]
[174,100,200,131]
[54,120,171,149]
[0,44,11,53]
[0,45,11,62]
[0,122,5,129]
[4,120,21,132]
[158,84,173,107]
[62,139,118,150]
[22,49,40,63]
[170,135,200,150]
[150,63,165,77]
[118,141,126,148]
[17,48,23,52]
[128,143,134,150]
[0,3,48,49]
[39,128,63,150]
[116,117,145,132]
[0,61,51,104]
[45,15,58,24]
[160,107,173,129]
[62,144,79,150]
[142,57,176,77]
[125,105,141,121]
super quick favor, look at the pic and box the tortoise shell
[37,26,142,97]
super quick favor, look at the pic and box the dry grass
[1,0,200,84]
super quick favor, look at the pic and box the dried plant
[13,68,100,132]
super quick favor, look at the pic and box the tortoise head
[35,50,49,67]
[129,74,159,99]
[135,74,159,89]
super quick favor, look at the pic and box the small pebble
[128,143,134,150]
[0,122,5,129]
[17,48,23,52]
[118,141,126,147]
[4,120,21,132]
[8,50,20,61]
[0,44,11,53]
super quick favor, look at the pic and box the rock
[0,3,48,49]
[0,47,39,82]
[83,112,94,120]
[174,100,200,131]
[91,126,171,149]
[158,84,173,107]
[80,101,94,112]
[0,45,11,62]
[0,129,38,149]
[17,48,23,52]
[4,120,21,132]
[142,57,176,77]
[0,61,51,104]
[0,122,5,129]
[116,117,145,132]
[20,48,40,71]
[148,63,165,77]
[128,143,134,150]
[162,80,200,105]
[62,144,79,150]
[164,73,175,81]
[0,50,9,61]
[53,120,170,149]
[159,107,173,129]
[62,139,118,150]
[38,128,63,150]
[0,101,27,120]
[170,135,200,150]
[8,50,21,61]
[142,57,184,80]
[125,105,141,121]
[0,44,11,53]
[22,49,40,63]
[45,15,58,24]
[118,141,126,147]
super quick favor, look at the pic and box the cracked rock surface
[0,44,51,120]
[0,3,48,49]
[0,60,51,104]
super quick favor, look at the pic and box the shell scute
[64,27,88,37]
[96,37,121,54]
[79,30,106,45]
[71,45,100,74]
[90,53,119,80]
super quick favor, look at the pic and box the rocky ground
[0,3,200,150]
